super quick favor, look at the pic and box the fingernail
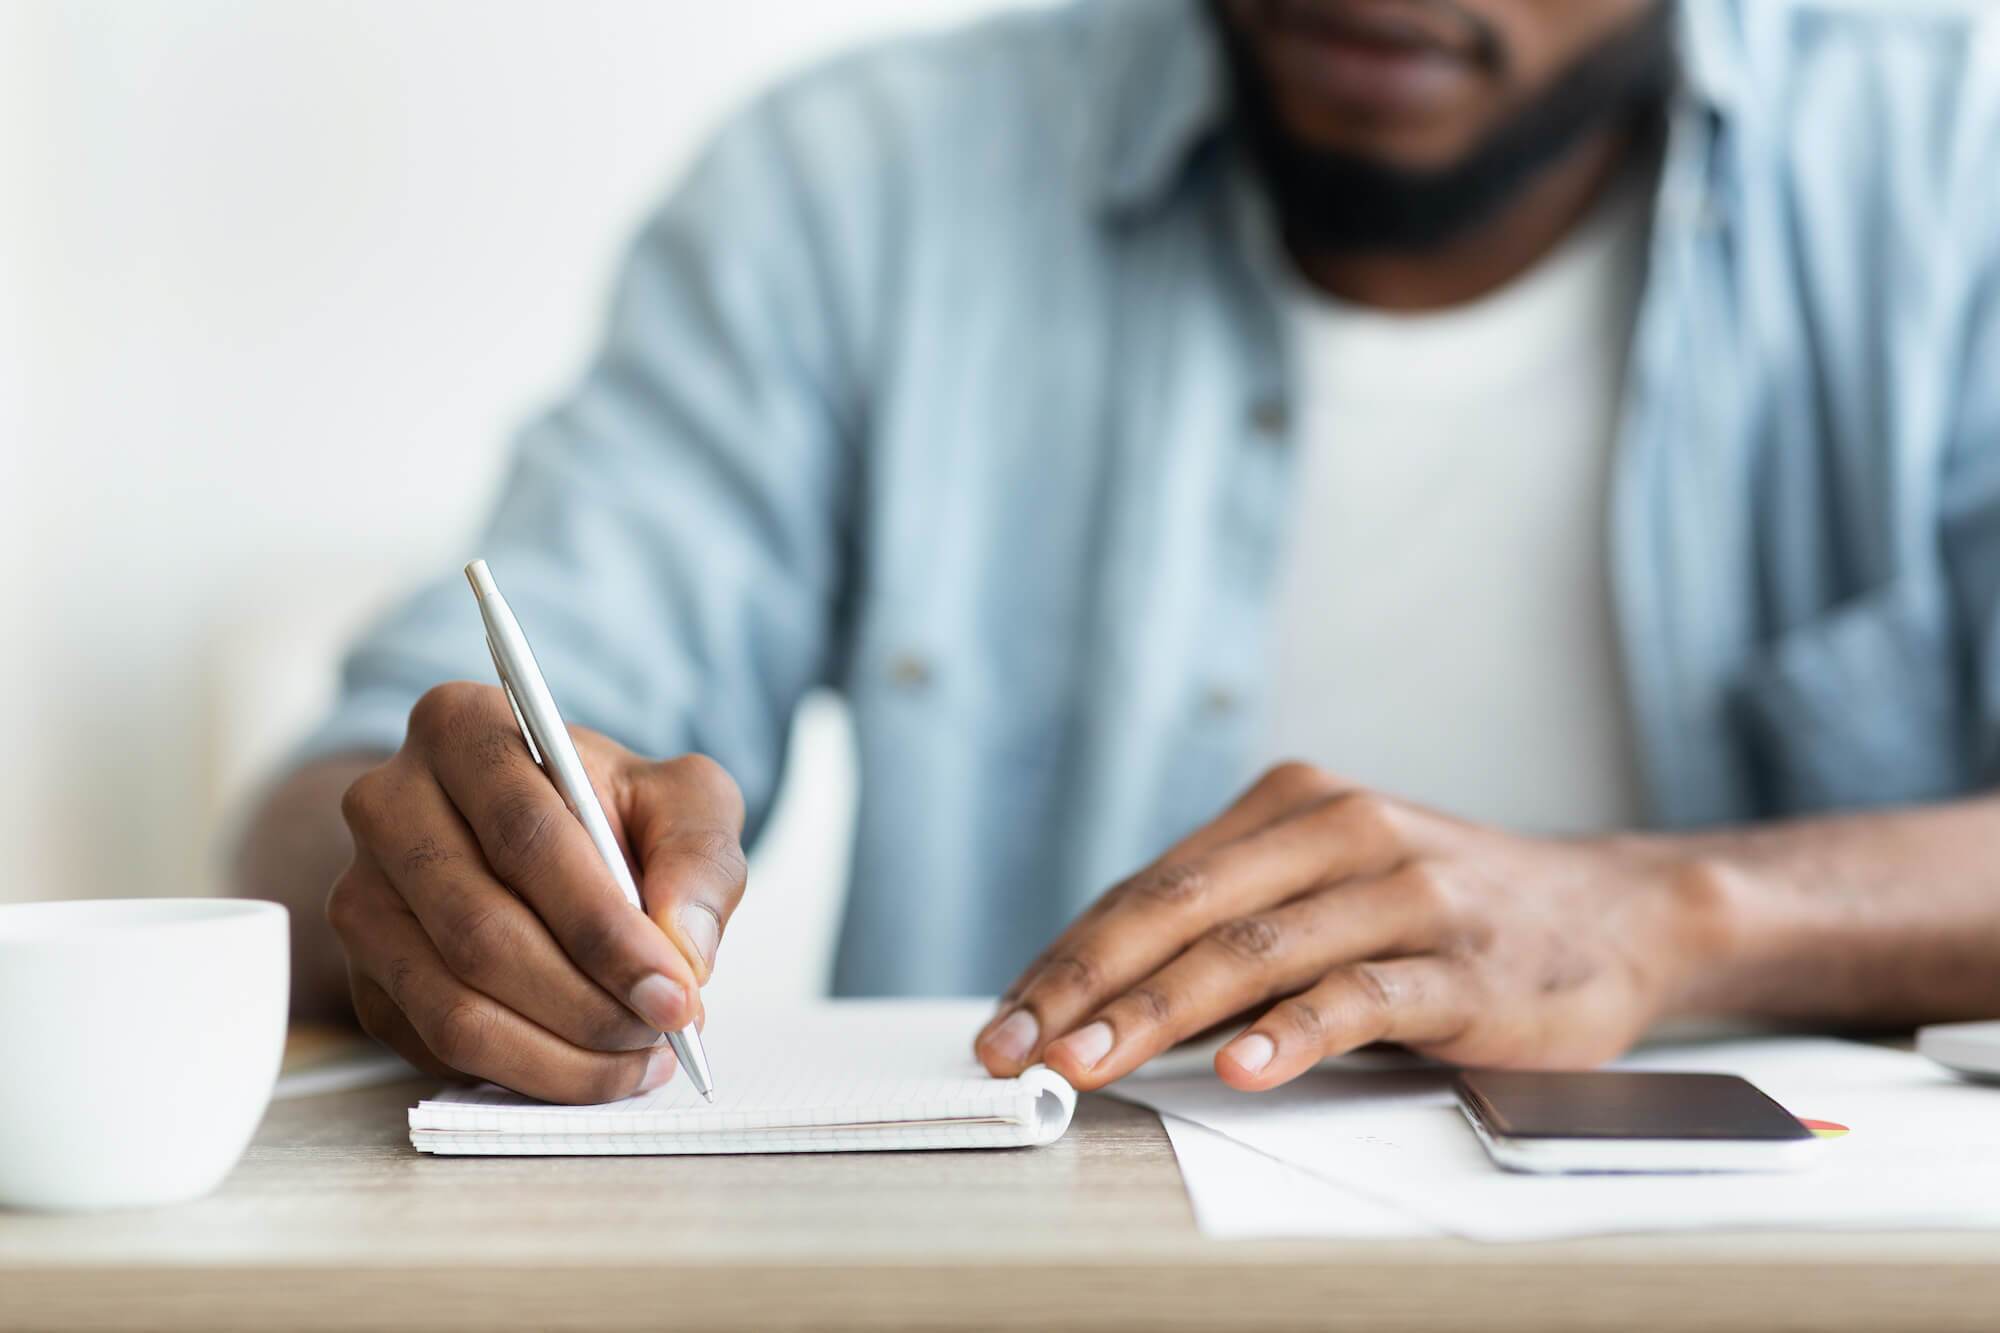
[639,1043,677,1092]
[629,973,688,1033]
[1053,1020,1115,1072]
[1227,1032,1275,1074]
[981,1008,1039,1065]
[678,905,721,971]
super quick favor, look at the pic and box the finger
[356,973,675,1095]
[408,683,704,1032]
[622,754,747,982]
[349,970,455,1080]
[1042,869,1450,1089]
[1143,760,1353,879]
[976,762,1344,1065]
[977,790,1411,1075]
[345,768,661,1051]
[994,761,1347,1009]
[1216,957,1470,1091]
[337,864,676,1104]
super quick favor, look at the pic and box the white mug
[0,898,289,1211]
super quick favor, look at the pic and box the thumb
[622,754,748,984]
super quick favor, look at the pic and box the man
[238,0,2000,1105]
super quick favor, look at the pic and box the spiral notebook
[408,1000,1076,1155]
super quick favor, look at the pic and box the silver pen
[465,559,716,1103]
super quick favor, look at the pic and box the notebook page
[409,999,1075,1148]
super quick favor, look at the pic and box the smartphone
[1453,1069,1822,1174]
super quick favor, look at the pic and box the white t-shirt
[1261,183,1650,834]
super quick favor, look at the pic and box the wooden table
[7,1074,2000,1332]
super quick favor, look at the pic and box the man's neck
[1285,126,1634,313]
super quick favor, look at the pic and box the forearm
[1665,794,2000,1026]
[230,753,386,1026]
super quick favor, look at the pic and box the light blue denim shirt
[303,0,2000,996]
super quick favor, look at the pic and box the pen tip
[702,1089,716,1104]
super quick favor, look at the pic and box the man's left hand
[974,762,1730,1091]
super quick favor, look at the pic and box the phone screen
[1454,1070,1813,1141]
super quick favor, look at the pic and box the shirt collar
[1671,0,1743,121]
[1088,0,1738,224]
[1088,0,1230,221]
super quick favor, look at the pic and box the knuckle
[1338,789,1389,825]
[428,997,498,1072]
[661,828,749,894]
[668,754,745,823]
[1208,914,1283,964]
[438,902,510,984]
[1278,996,1329,1046]
[576,1058,641,1105]
[338,769,391,837]
[384,955,418,1009]
[351,987,395,1044]
[1439,917,1495,958]
[400,833,457,877]
[409,681,488,745]
[1260,760,1330,801]
[1396,861,1454,917]
[1036,951,1102,996]
[1350,962,1397,1015]
[1133,861,1210,909]
[469,721,525,775]
[561,908,631,981]
[324,872,365,939]
[485,788,561,882]
[1330,789,1399,842]
[581,1004,654,1053]
[1126,984,1175,1027]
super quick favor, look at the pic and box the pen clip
[486,634,545,769]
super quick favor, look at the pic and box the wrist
[1597,831,1756,1021]
[1647,838,1760,1020]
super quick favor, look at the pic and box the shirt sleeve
[294,92,862,840]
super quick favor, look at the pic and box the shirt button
[1249,398,1288,436]
[886,653,934,691]
[1202,685,1240,717]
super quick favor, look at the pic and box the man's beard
[1211,1,1677,254]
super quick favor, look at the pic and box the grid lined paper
[408,1000,1076,1156]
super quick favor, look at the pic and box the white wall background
[3,6,32,909]
[8,0,1033,1000]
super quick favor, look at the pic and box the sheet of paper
[1156,1111,1441,1239]
[1117,1037,2000,1242]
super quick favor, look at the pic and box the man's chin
[1261,26,1486,128]
[1265,94,1495,177]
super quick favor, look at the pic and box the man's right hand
[327,682,748,1104]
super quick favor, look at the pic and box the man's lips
[1259,0,1488,66]
[1252,0,1490,115]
